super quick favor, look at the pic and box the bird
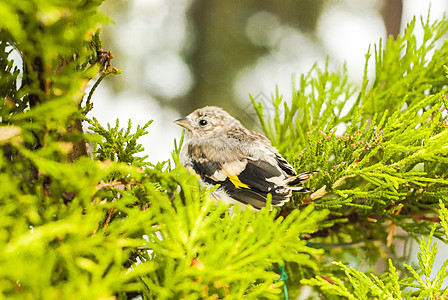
[174,106,315,210]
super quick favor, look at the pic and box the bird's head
[174,106,239,139]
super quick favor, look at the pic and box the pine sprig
[137,198,328,299]
[87,117,152,166]
[303,204,448,299]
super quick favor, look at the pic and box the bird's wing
[188,141,299,208]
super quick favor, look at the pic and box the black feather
[275,154,296,176]
[192,160,221,178]
[287,171,318,186]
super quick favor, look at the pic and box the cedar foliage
[0,1,447,299]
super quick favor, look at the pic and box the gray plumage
[174,106,314,210]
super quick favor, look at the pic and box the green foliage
[302,260,404,300]
[1,1,448,299]
[88,117,153,166]
[0,40,20,112]
[252,15,448,273]
[302,202,448,299]
[137,198,327,299]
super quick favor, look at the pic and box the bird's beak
[174,117,192,130]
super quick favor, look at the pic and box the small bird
[174,106,315,210]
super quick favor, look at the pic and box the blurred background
[90,0,448,164]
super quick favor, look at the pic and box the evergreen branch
[304,203,448,299]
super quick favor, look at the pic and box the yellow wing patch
[228,175,249,189]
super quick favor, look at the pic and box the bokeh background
[90,0,448,164]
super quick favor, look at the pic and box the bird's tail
[286,171,318,192]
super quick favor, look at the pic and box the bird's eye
[199,119,208,126]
